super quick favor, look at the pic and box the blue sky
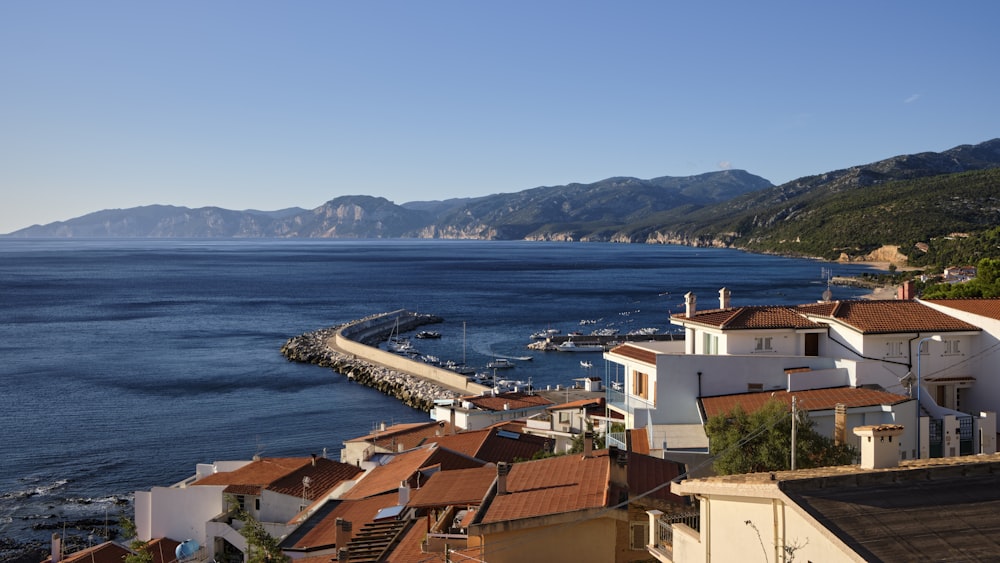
[2,2,998,234]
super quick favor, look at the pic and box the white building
[134,456,363,562]
[604,289,996,463]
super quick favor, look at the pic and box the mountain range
[9,139,1000,264]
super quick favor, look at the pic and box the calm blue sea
[0,239,880,545]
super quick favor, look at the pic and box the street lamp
[915,335,943,459]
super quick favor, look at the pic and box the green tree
[119,515,153,563]
[705,399,856,475]
[569,421,606,454]
[235,507,290,563]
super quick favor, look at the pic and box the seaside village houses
[87,286,1000,563]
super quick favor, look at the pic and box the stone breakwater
[280,311,464,412]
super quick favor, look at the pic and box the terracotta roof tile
[267,458,363,499]
[547,397,605,411]
[341,445,483,500]
[796,299,981,334]
[430,427,552,464]
[924,297,1000,321]
[192,457,314,495]
[145,538,181,563]
[42,542,131,563]
[344,420,455,451]
[480,452,611,523]
[462,391,553,412]
[608,343,657,364]
[673,306,825,330]
[701,386,911,418]
[287,492,399,550]
[408,464,497,508]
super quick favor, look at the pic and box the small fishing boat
[580,361,593,368]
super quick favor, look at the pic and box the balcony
[646,509,700,562]
[607,387,632,414]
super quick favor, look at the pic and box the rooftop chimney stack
[335,518,352,554]
[853,424,905,469]
[51,533,61,563]
[719,287,731,309]
[834,404,847,446]
[583,431,594,457]
[684,292,696,318]
[496,462,511,495]
[311,453,317,467]
[398,480,410,505]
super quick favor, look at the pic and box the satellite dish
[176,539,199,561]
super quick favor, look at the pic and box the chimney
[311,453,317,467]
[582,430,594,457]
[496,462,511,495]
[450,407,457,434]
[684,292,696,318]
[719,287,731,309]
[898,280,916,300]
[834,404,847,446]
[51,533,62,563]
[335,518,352,553]
[608,446,629,492]
[398,480,410,505]
[380,421,386,432]
[853,424,905,469]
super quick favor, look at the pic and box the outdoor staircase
[338,518,413,562]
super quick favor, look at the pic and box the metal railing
[657,511,700,547]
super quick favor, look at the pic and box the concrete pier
[281,310,490,411]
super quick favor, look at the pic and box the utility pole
[791,396,798,471]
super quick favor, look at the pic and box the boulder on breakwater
[281,311,459,412]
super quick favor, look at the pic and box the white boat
[557,340,604,353]
[487,358,516,369]
[415,330,441,339]
[580,361,593,368]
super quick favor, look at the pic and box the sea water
[0,239,880,546]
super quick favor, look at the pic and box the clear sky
[2,2,998,234]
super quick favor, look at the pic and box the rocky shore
[280,312,462,412]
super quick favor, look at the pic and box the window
[630,521,649,550]
[703,333,719,355]
[558,412,571,424]
[885,341,904,358]
[633,370,649,400]
[944,339,961,356]
[754,336,773,352]
[236,495,246,511]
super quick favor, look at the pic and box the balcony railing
[647,509,700,559]
[607,387,632,414]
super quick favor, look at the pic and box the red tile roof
[192,457,314,495]
[701,386,911,418]
[287,492,399,550]
[191,457,360,499]
[408,464,498,508]
[608,343,657,364]
[673,306,825,330]
[341,445,483,500]
[480,452,611,524]
[796,299,981,334]
[343,420,455,451]
[267,458,363,499]
[42,542,131,563]
[145,538,181,563]
[462,391,553,412]
[430,427,553,464]
[924,298,1000,321]
[547,397,605,411]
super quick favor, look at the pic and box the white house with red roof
[603,288,997,464]
[134,455,363,563]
